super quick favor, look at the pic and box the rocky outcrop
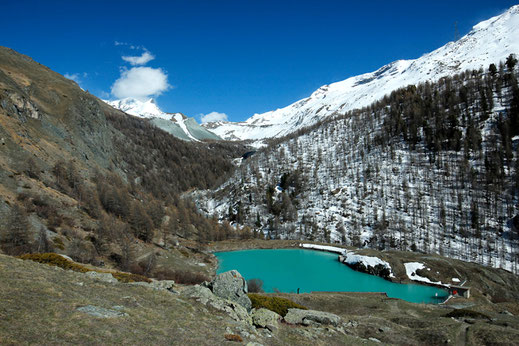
[344,261,392,280]
[129,279,176,292]
[85,271,118,284]
[284,308,341,327]
[0,91,41,121]
[76,305,128,318]
[251,308,280,331]
[181,285,252,325]
[204,270,252,311]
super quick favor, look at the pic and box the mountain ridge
[105,97,221,141]
[204,5,519,143]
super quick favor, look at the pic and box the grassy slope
[0,254,363,345]
[2,247,519,345]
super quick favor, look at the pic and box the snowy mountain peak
[104,97,221,142]
[105,97,170,119]
[205,5,519,143]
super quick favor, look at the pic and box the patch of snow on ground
[342,253,395,278]
[452,278,460,283]
[300,243,395,278]
[405,262,445,286]
[300,243,346,254]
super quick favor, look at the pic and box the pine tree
[1,205,32,255]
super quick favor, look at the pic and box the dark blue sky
[1,0,516,121]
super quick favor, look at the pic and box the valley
[0,3,519,345]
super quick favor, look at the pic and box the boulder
[207,270,252,311]
[85,271,117,284]
[76,305,128,318]
[181,285,252,324]
[150,279,176,291]
[181,285,215,304]
[284,308,341,327]
[251,308,280,331]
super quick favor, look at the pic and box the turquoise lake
[215,249,448,304]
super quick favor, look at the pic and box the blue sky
[1,0,516,122]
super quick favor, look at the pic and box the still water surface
[215,249,448,304]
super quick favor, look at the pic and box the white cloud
[122,51,155,66]
[64,72,88,86]
[111,66,170,99]
[201,111,228,123]
[64,73,80,83]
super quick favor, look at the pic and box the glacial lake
[215,249,448,304]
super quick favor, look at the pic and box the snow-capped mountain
[105,98,221,142]
[106,98,168,119]
[205,5,519,142]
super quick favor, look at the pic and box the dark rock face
[345,262,391,280]
[205,270,252,312]
[512,214,519,232]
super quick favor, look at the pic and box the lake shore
[205,239,519,307]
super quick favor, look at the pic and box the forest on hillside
[0,103,261,277]
[195,55,519,273]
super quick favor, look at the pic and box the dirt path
[455,323,469,345]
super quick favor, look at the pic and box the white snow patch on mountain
[405,262,445,286]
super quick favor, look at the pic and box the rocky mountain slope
[106,98,221,141]
[0,46,249,272]
[205,5,519,143]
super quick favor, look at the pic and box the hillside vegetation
[195,57,519,273]
[0,46,259,277]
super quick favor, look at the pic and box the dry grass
[0,254,242,345]
[2,245,519,345]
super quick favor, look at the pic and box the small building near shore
[449,285,470,298]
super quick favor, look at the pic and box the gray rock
[85,271,117,283]
[181,285,215,303]
[500,310,514,316]
[126,280,177,293]
[368,337,381,343]
[181,285,252,324]
[251,308,281,329]
[130,279,176,291]
[76,305,128,318]
[151,279,175,290]
[284,308,341,327]
[208,270,252,311]
[346,320,359,328]
[121,296,142,308]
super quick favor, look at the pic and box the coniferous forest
[196,56,519,273]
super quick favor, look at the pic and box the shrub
[53,237,65,250]
[247,278,264,293]
[154,268,209,285]
[445,309,491,320]
[18,253,90,272]
[18,253,151,283]
[248,293,307,317]
[1,204,32,255]
[110,271,151,283]
[224,334,243,342]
